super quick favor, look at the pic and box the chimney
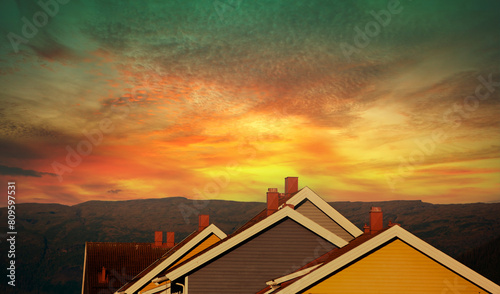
[166,232,175,247]
[98,267,108,284]
[284,177,298,195]
[363,223,370,234]
[267,188,279,216]
[198,214,209,231]
[154,231,163,247]
[370,207,383,234]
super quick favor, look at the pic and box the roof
[232,186,362,238]
[115,231,199,293]
[267,225,500,294]
[285,186,363,238]
[158,206,349,283]
[142,190,299,287]
[150,193,299,282]
[115,224,226,294]
[82,242,171,294]
[150,186,362,284]
[230,189,297,235]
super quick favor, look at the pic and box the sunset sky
[0,0,499,205]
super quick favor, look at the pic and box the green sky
[0,0,499,205]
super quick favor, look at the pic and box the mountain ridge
[9,196,499,208]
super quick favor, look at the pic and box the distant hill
[458,234,500,285]
[0,198,499,294]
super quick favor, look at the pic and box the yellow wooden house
[259,220,500,294]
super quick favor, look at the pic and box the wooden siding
[138,234,221,294]
[187,218,336,294]
[171,234,221,268]
[304,239,487,294]
[139,281,168,294]
[296,200,354,242]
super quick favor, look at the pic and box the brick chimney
[198,214,209,231]
[154,231,163,247]
[98,267,108,284]
[267,188,279,216]
[153,231,175,247]
[363,223,370,234]
[370,207,383,234]
[284,177,298,195]
[166,232,175,247]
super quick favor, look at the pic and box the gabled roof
[82,242,171,294]
[268,225,500,294]
[229,188,299,236]
[232,186,362,238]
[157,206,350,283]
[286,186,363,238]
[115,224,226,294]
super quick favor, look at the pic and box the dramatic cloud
[0,165,56,177]
[107,189,123,194]
[0,0,498,205]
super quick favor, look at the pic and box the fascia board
[81,242,87,294]
[267,263,323,286]
[264,288,277,294]
[287,187,363,237]
[141,282,169,294]
[117,224,226,294]
[165,207,348,282]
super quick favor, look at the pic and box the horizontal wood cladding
[304,239,487,294]
[188,218,336,294]
[171,234,221,268]
[296,199,354,242]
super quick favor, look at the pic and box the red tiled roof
[83,242,171,294]
[256,228,391,294]
[117,230,201,292]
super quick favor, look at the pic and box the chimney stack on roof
[98,267,108,284]
[153,231,175,247]
[166,231,175,247]
[198,214,209,231]
[267,188,279,216]
[154,231,163,247]
[363,223,370,234]
[370,207,383,234]
[284,177,298,195]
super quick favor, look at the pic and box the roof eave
[163,206,349,282]
[115,224,226,294]
[286,186,364,237]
